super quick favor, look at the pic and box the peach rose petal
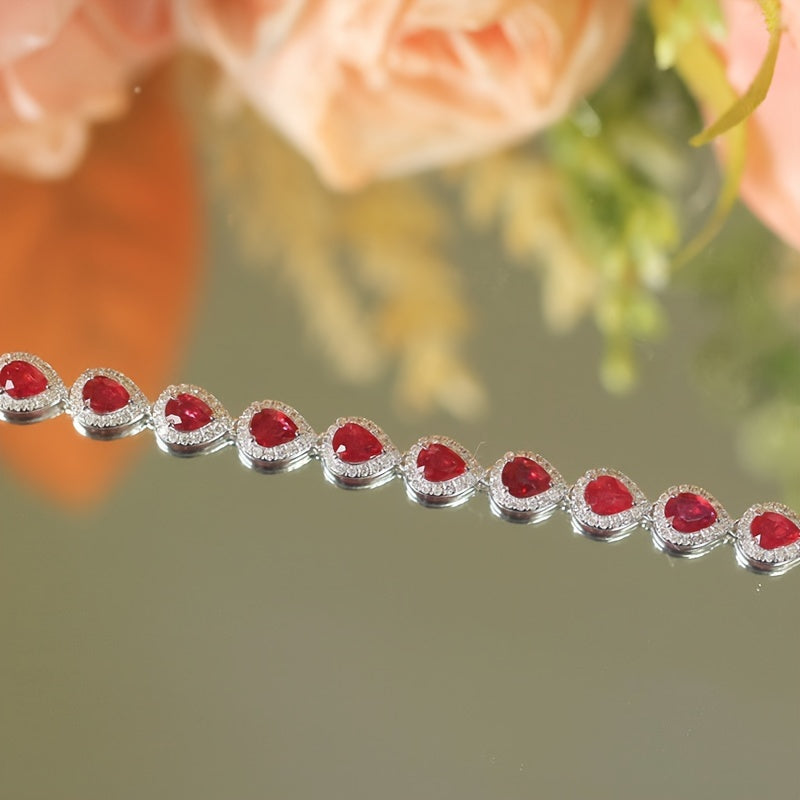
[720,0,800,251]
[0,0,175,178]
[183,0,633,189]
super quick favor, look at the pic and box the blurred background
[1,2,799,798]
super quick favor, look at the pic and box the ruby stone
[332,422,383,463]
[250,407,298,447]
[82,375,130,414]
[751,511,800,550]
[165,393,213,432]
[664,492,717,533]
[502,456,552,498]
[417,442,467,482]
[0,360,48,399]
[584,475,634,515]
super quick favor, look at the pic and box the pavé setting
[319,417,400,488]
[69,368,149,439]
[5,349,800,579]
[236,400,315,472]
[0,352,66,423]
[569,468,648,541]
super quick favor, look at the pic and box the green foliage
[539,17,704,391]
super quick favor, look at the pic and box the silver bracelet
[2,351,798,577]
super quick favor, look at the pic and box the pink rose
[718,0,800,251]
[0,0,174,178]
[182,0,633,189]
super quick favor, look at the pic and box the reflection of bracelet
[2,351,798,577]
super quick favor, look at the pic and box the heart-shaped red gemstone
[332,422,383,463]
[416,443,467,482]
[82,375,130,414]
[664,492,717,533]
[751,512,800,550]
[0,360,48,399]
[250,408,298,447]
[501,456,552,498]
[165,393,214,432]
[584,475,633,515]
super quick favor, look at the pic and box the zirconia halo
[319,417,400,489]
[649,485,731,558]
[487,451,567,523]
[236,400,315,472]
[0,351,67,423]
[734,502,800,576]
[569,468,648,541]
[401,436,480,508]
[152,384,232,456]
[69,368,149,439]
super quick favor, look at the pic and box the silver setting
[152,384,232,457]
[734,502,800,576]
[649,485,731,559]
[569,468,648,541]
[401,435,480,508]
[68,368,149,440]
[487,451,567,523]
[319,417,400,489]
[235,400,315,473]
[0,352,66,423]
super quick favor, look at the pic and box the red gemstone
[0,360,48,399]
[82,375,130,414]
[250,407,298,447]
[584,475,633,515]
[417,442,467,482]
[751,511,800,550]
[165,393,213,432]
[664,492,717,533]
[332,422,383,463]
[502,456,552,498]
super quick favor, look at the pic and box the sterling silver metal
[3,350,800,577]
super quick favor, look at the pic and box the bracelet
[2,351,798,577]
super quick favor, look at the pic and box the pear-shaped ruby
[584,475,633,515]
[332,422,383,463]
[502,456,552,498]
[0,360,48,399]
[417,443,467,482]
[165,393,213,432]
[250,408,298,447]
[664,492,717,533]
[82,375,130,414]
[751,511,800,550]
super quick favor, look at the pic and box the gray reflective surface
[1,217,797,800]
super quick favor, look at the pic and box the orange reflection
[0,68,201,507]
